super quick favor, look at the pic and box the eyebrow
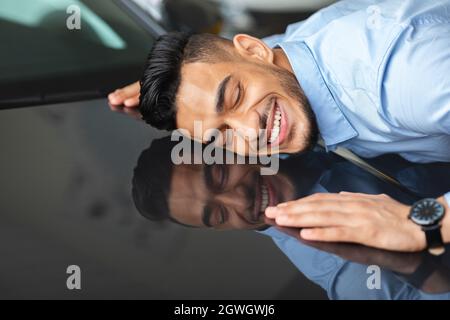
[215,75,232,113]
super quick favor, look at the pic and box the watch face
[409,198,445,226]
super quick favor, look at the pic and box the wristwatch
[409,198,446,256]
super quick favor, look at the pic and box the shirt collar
[277,41,357,149]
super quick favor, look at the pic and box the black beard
[270,66,319,153]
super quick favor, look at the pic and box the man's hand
[265,192,427,252]
[108,81,140,107]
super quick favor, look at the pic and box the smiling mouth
[260,183,269,213]
[266,99,287,147]
[251,177,278,222]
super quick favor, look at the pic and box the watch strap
[403,252,445,289]
[424,225,445,256]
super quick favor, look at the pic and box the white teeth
[260,184,269,212]
[269,108,282,143]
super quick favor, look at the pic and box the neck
[273,48,294,74]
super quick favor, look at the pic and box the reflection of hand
[270,223,450,294]
[108,102,142,120]
[264,217,423,274]
[266,192,426,252]
[310,240,450,295]
[307,242,423,275]
[108,81,140,107]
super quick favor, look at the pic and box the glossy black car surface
[1,0,449,300]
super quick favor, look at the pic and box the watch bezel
[409,198,445,227]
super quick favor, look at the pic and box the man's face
[168,163,295,229]
[176,37,318,156]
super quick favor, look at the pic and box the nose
[224,110,260,133]
[222,111,261,154]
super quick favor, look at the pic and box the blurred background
[133,0,336,36]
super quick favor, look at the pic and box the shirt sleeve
[445,192,450,208]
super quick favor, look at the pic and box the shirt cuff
[444,192,450,208]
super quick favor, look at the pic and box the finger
[265,206,281,218]
[266,193,347,217]
[266,202,337,219]
[339,191,390,199]
[271,199,363,216]
[300,227,355,242]
[123,95,140,108]
[117,81,140,97]
[108,91,125,105]
[339,191,358,196]
[275,211,349,228]
[108,81,140,105]
[279,193,356,206]
[266,192,372,218]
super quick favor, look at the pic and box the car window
[0,0,154,107]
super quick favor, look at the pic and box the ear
[233,34,274,64]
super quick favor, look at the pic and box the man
[111,0,450,252]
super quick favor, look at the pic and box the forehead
[175,62,233,126]
[168,164,206,226]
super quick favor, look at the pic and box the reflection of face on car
[169,162,295,229]
[132,137,296,230]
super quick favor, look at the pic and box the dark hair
[132,136,207,225]
[139,32,231,131]
[132,137,175,222]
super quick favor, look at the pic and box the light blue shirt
[264,0,450,204]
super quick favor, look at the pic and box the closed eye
[232,82,242,109]
[216,205,229,225]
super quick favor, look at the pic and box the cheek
[252,72,280,91]
[251,66,285,89]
